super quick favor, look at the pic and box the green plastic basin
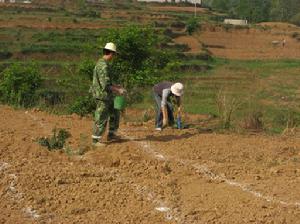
[114,96,126,110]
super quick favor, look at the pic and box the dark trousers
[153,92,174,128]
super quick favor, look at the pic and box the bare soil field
[0,20,110,30]
[198,24,300,60]
[174,36,201,53]
[1,105,300,223]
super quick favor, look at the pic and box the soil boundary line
[124,130,300,209]
[0,161,41,220]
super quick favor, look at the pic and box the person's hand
[162,106,168,128]
[177,106,182,116]
[111,85,126,95]
[163,118,168,128]
[118,88,127,95]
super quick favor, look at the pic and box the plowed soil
[1,105,300,224]
[0,20,110,30]
[198,24,300,60]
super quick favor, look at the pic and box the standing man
[89,42,125,147]
[153,81,184,131]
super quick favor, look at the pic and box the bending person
[152,81,184,131]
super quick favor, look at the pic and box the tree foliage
[203,0,300,24]
[0,63,42,107]
[98,26,174,89]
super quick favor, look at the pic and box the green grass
[131,57,300,132]
[0,2,299,133]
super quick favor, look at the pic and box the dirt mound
[259,22,298,30]
[173,35,202,53]
[1,105,300,223]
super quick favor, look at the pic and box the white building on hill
[224,19,248,26]
[0,0,32,3]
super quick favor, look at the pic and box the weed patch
[38,128,71,151]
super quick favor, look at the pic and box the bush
[163,28,183,38]
[291,32,300,41]
[243,110,264,131]
[0,50,13,60]
[291,32,300,38]
[153,21,168,28]
[68,95,96,116]
[78,58,95,81]
[0,63,42,107]
[177,64,212,72]
[21,43,86,54]
[99,26,175,88]
[38,128,71,151]
[170,21,186,29]
[38,90,64,106]
[186,18,199,35]
[184,52,213,61]
[290,13,300,26]
[216,90,241,129]
[273,110,300,128]
[77,9,101,18]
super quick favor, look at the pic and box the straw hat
[103,42,117,53]
[171,83,184,96]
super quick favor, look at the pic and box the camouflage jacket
[89,59,113,101]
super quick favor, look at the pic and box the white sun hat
[171,83,184,96]
[104,42,117,53]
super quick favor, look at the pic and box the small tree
[0,63,42,107]
[290,13,300,26]
[98,26,172,89]
[78,58,95,81]
[186,18,199,35]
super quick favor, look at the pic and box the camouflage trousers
[92,99,120,140]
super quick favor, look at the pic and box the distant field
[1,2,300,224]
[0,0,299,133]
[198,23,300,60]
[133,58,300,132]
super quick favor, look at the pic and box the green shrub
[163,28,182,38]
[0,50,13,60]
[78,9,101,18]
[38,90,64,106]
[78,58,95,81]
[186,18,199,35]
[0,63,42,107]
[291,32,300,38]
[290,13,300,26]
[38,128,71,151]
[99,26,175,88]
[273,110,300,128]
[243,110,264,131]
[68,95,96,116]
[291,32,300,41]
[216,90,241,129]
[21,43,86,54]
[126,88,146,105]
[184,52,213,61]
[170,21,186,29]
